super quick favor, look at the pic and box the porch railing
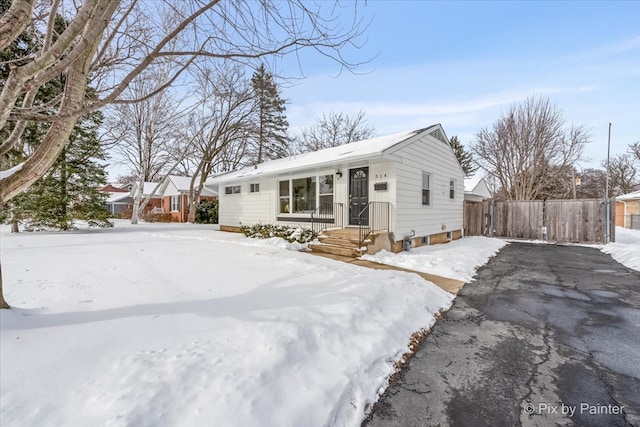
[310,203,345,235]
[358,202,391,251]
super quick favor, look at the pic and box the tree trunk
[188,199,197,223]
[0,260,9,309]
[131,179,143,224]
[11,220,19,233]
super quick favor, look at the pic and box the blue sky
[282,0,640,169]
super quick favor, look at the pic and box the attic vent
[429,128,447,144]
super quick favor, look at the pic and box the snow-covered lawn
[0,222,505,427]
[602,227,640,272]
[361,236,509,282]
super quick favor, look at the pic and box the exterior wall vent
[429,128,447,144]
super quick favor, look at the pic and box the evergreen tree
[251,64,290,163]
[1,2,111,230]
[449,135,478,177]
[12,111,112,230]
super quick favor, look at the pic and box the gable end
[429,128,447,144]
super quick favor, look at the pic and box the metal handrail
[310,202,344,235]
[358,201,391,251]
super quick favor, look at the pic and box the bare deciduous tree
[472,96,589,200]
[629,141,640,164]
[183,64,255,222]
[576,168,606,199]
[295,110,375,153]
[605,153,639,196]
[105,67,192,224]
[0,0,366,308]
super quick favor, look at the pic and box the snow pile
[602,227,640,271]
[1,222,455,427]
[361,236,508,282]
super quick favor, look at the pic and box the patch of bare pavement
[363,242,640,427]
[310,252,466,295]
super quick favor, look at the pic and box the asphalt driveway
[363,242,640,427]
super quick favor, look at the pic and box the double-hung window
[318,175,334,214]
[449,179,455,199]
[279,180,290,213]
[170,195,180,211]
[422,172,431,205]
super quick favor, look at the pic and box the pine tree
[449,135,478,177]
[0,2,111,230]
[251,64,290,163]
[15,111,112,230]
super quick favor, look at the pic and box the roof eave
[209,152,384,184]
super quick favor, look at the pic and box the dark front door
[349,167,369,225]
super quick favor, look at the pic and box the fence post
[542,199,547,241]
[489,199,494,237]
[604,198,611,244]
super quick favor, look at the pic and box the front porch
[308,201,393,257]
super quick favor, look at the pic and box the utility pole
[605,123,612,244]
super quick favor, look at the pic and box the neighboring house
[464,177,492,202]
[616,190,640,229]
[99,184,132,216]
[157,175,219,223]
[100,184,129,193]
[129,181,163,213]
[206,124,464,255]
[105,192,133,216]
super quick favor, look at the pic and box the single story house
[616,190,640,229]
[100,184,132,215]
[206,124,464,254]
[464,177,492,202]
[129,181,163,213]
[157,175,218,222]
[105,191,133,216]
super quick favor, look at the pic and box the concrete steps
[308,242,362,257]
[309,228,367,258]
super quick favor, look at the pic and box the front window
[250,183,260,193]
[171,195,180,211]
[279,174,334,214]
[293,177,316,213]
[318,175,334,213]
[279,180,290,213]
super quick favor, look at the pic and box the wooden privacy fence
[464,199,616,243]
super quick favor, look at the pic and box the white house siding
[391,133,464,241]
[219,181,275,227]
[365,161,397,231]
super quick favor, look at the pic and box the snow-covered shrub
[240,223,315,243]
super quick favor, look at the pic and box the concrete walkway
[310,252,466,295]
